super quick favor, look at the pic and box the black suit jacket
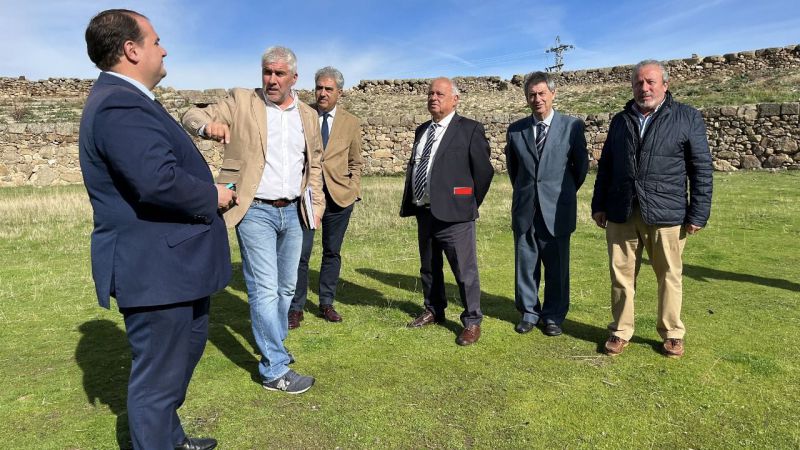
[400,114,494,222]
[79,73,232,309]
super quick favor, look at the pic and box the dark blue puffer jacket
[591,92,713,227]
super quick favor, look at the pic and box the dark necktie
[413,123,439,202]
[321,112,330,149]
[535,122,547,156]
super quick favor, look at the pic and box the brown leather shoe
[456,324,481,346]
[407,309,442,328]
[663,338,685,358]
[288,310,304,330]
[320,305,342,322]
[604,335,629,355]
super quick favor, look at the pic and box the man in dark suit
[505,71,589,337]
[290,66,364,327]
[401,77,494,346]
[79,9,233,450]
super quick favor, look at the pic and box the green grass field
[1,173,798,449]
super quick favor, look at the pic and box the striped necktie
[535,121,547,155]
[413,123,439,202]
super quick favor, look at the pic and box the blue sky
[1,0,798,90]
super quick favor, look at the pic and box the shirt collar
[532,109,555,127]
[633,98,666,119]
[432,110,456,128]
[104,71,155,101]
[319,106,337,118]
[264,89,298,111]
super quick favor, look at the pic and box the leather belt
[253,197,298,208]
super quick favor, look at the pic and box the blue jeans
[236,201,302,381]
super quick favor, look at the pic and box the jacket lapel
[539,111,564,170]
[520,116,537,159]
[411,120,431,160]
[327,109,343,144]
[252,89,267,157]
[432,113,460,167]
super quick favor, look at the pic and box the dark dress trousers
[292,106,363,311]
[400,114,494,326]
[79,73,231,449]
[505,111,589,325]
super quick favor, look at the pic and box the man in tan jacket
[290,67,364,329]
[183,46,324,394]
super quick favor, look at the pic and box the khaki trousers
[606,206,687,341]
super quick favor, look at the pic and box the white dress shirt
[412,110,456,206]
[255,91,306,200]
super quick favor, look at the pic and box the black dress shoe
[175,437,218,450]
[515,320,536,334]
[543,323,562,336]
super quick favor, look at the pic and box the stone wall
[351,45,800,93]
[1,43,799,186]
[355,76,512,94]
[516,45,800,86]
[2,100,797,187]
[357,103,800,175]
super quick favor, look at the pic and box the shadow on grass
[207,262,262,384]
[355,268,519,328]
[683,262,800,293]
[560,318,661,353]
[75,319,132,449]
[642,258,799,292]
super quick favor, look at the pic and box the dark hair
[523,71,556,94]
[85,9,146,71]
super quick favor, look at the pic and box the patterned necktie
[535,121,547,155]
[321,112,330,149]
[413,123,439,202]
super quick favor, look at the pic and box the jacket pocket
[165,224,211,248]
[217,159,243,184]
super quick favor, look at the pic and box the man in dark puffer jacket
[591,60,713,358]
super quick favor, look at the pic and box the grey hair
[429,77,460,96]
[523,71,556,94]
[261,46,297,74]
[315,66,344,90]
[632,60,669,83]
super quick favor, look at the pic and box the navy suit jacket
[79,73,231,309]
[505,111,589,237]
[400,114,494,222]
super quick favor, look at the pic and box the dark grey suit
[505,111,589,325]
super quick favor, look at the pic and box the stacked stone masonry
[1,44,798,186]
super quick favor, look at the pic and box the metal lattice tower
[545,36,574,73]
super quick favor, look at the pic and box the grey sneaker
[262,369,315,394]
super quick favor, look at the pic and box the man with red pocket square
[505,71,589,337]
[400,77,494,346]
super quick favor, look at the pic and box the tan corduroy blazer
[182,88,325,228]
[314,105,364,207]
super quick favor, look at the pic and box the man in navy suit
[79,9,233,450]
[400,77,494,346]
[505,71,589,337]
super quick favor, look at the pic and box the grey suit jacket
[505,110,589,237]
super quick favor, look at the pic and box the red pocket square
[453,187,473,195]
